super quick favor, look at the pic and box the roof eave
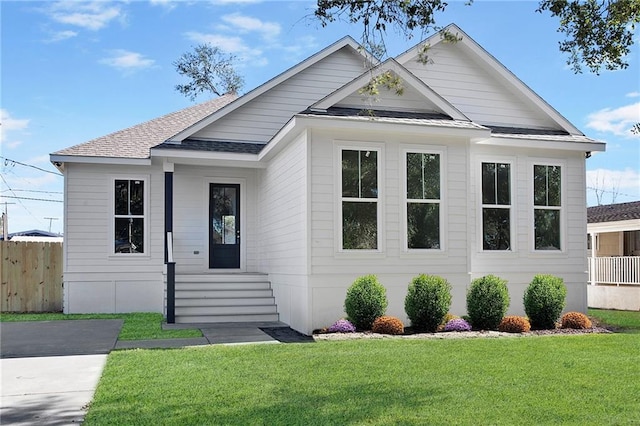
[169,36,372,143]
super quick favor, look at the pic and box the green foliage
[372,315,405,335]
[524,274,567,329]
[314,0,639,74]
[174,43,244,101]
[344,275,388,330]
[537,0,640,74]
[404,274,452,332]
[466,275,510,330]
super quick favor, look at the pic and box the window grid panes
[406,152,440,249]
[481,162,511,251]
[114,179,144,254]
[533,165,562,250]
[341,149,378,250]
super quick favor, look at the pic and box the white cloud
[150,0,177,11]
[184,32,266,66]
[99,50,155,73]
[586,102,640,138]
[46,30,78,43]
[626,92,640,98]
[47,1,124,31]
[587,168,640,205]
[0,109,30,149]
[221,13,280,39]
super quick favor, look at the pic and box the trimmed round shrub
[344,275,388,330]
[466,275,510,330]
[498,316,531,333]
[444,318,471,332]
[561,312,592,329]
[524,274,567,330]
[372,316,405,335]
[328,319,356,333]
[404,274,452,332]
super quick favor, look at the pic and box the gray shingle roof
[299,107,487,130]
[588,201,640,223]
[153,139,265,154]
[488,126,598,143]
[53,94,237,159]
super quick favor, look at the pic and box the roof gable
[395,24,583,135]
[310,58,469,121]
[170,36,373,143]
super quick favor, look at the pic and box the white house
[587,201,640,310]
[51,24,605,334]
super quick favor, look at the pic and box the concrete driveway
[0,320,122,425]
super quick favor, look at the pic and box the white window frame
[401,146,446,252]
[530,161,565,253]
[335,142,384,253]
[479,159,515,252]
[111,175,149,257]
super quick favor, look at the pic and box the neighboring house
[51,24,605,334]
[587,201,640,310]
[2,230,64,243]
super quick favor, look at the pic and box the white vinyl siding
[400,43,559,129]
[192,47,367,143]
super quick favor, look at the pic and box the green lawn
[0,312,201,340]
[85,310,640,425]
[589,308,640,332]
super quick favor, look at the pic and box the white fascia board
[475,136,606,152]
[169,37,371,143]
[150,148,265,168]
[294,114,489,138]
[395,23,584,136]
[49,154,152,166]
[588,219,640,234]
[311,58,469,121]
[257,117,300,162]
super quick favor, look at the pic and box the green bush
[466,275,510,330]
[344,275,388,330]
[524,274,567,329]
[404,274,452,332]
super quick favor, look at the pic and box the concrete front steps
[170,273,279,324]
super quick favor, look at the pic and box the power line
[7,189,64,194]
[1,195,63,203]
[586,186,637,199]
[0,156,63,176]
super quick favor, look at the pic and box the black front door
[209,183,240,269]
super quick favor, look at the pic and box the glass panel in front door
[211,186,238,245]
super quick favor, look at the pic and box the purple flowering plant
[444,318,471,332]
[328,319,356,333]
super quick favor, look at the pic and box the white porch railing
[588,256,640,286]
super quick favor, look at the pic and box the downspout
[164,161,175,323]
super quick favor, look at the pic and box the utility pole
[1,202,16,240]
[44,217,59,233]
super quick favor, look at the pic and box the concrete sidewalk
[0,319,312,425]
[1,355,107,426]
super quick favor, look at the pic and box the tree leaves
[173,44,244,101]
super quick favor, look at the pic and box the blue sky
[1,0,639,235]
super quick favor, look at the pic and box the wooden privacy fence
[1,241,63,312]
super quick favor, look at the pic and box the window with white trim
[114,179,145,254]
[341,149,379,250]
[533,164,561,250]
[481,162,511,250]
[406,152,440,249]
